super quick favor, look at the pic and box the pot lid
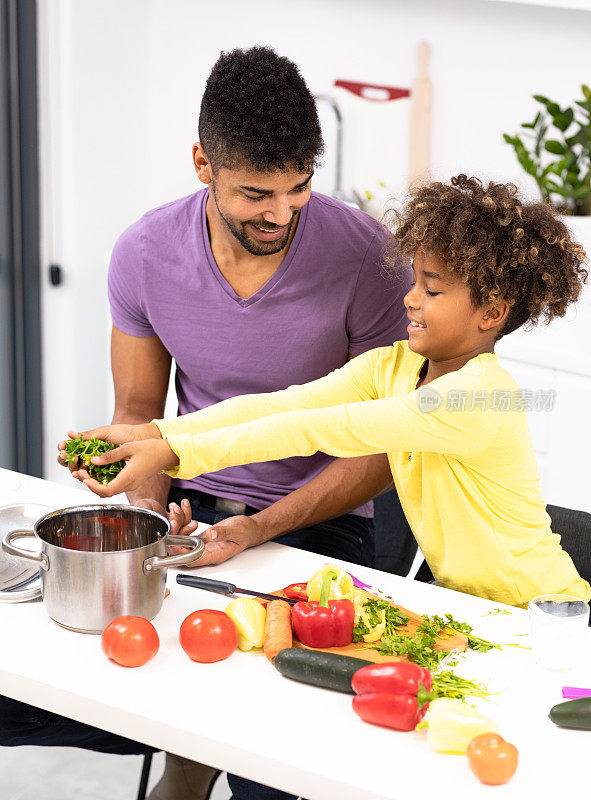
[0,503,54,591]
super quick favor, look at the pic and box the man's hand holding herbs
[78,438,179,498]
[57,423,161,483]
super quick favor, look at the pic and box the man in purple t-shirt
[56,46,410,800]
[102,47,410,580]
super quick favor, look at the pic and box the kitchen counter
[1,469,590,799]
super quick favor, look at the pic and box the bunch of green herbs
[440,613,503,653]
[63,435,124,485]
[373,613,456,669]
[359,610,503,670]
[354,603,500,700]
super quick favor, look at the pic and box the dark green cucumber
[274,648,372,694]
[549,698,591,730]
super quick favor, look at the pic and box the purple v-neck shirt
[108,189,411,513]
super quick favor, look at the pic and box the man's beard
[211,183,298,256]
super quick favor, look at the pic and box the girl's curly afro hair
[389,175,588,338]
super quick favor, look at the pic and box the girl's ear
[480,300,509,333]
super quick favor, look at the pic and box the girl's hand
[81,438,179,498]
[57,423,162,482]
[168,499,200,536]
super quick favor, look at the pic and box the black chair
[546,504,591,586]
[373,486,418,576]
[136,753,153,800]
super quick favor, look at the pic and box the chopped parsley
[431,670,492,702]
[352,598,409,643]
[359,611,502,668]
[354,603,500,701]
[63,435,125,485]
[373,614,457,669]
[353,618,370,640]
[442,613,502,653]
[376,629,449,669]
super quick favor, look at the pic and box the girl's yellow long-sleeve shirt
[155,341,590,607]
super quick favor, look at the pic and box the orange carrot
[263,600,292,662]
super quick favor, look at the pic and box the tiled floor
[0,748,231,800]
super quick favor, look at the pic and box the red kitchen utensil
[562,686,591,699]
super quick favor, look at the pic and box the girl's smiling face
[404,251,506,364]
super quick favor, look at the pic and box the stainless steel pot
[1,505,205,633]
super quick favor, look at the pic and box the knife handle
[176,574,236,594]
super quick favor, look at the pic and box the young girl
[72,175,590,607]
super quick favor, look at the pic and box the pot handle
[0,530,45,604]
[143,534,205,573]
[2,530,49,571]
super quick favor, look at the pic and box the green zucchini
[274,648,372,694]
[549,698,591,730]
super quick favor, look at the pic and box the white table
[1,469,590,800]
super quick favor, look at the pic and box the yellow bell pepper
[225,598,266,651]
[307,564,354,602]
[359,606,387,642]
[424,698,499,754]
[352,591,387,642]
[352,587,369,623]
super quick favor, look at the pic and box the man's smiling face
[209,163,314,256]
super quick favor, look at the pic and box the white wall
[37,0,591,498]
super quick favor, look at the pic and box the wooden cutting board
[270,589,468,664]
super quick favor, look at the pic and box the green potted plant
[503,85,590,217]
[500,88,590,516]
[498,86,590,394]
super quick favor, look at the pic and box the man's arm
[253,453,392,539]
[111,325,173,511]
[169,453,393,566]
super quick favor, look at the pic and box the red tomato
[179,610,239,663]
[101,616,159,668]
[283,582,309,601]
[467,733,519,785]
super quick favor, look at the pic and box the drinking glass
[528,594,590,670]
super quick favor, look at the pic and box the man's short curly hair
[198,46,324,173]
[389,175,588,339]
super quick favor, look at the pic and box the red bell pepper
[351,662,433,731]
[352,661,433,695]
[292,570,354,648]
[283,582,309,602]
